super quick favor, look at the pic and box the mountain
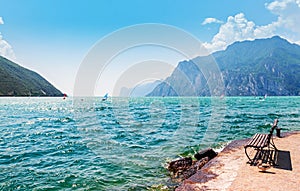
[0,56,63,96]
[119,81,161,97]
[148,36,300,96]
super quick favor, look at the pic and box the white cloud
[203,0,300,53]
[266,0,300,12]
[0,37,16,60]
[266,0,300,34]
[202,17,223,25]
[0,17,16,61]
[266,0,290,11]
[203,13,274,53]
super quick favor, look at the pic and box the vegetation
[0,56,63,96]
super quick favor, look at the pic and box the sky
[1,0,300,95]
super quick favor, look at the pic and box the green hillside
[0,56,63,96]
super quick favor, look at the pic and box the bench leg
[270,136,278,151]
[261,149,279,166]
[244,146,252,164]
[245,146,260,165]
[273,150,279,166]
[268,137,278,166]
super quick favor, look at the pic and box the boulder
[169,157,210,182]
[180,157,209,180]
[167,148,218,183]
[167,157,192,173]
[194,148,217,160]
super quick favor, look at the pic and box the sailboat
[259,94,267,101]
[102,93,108,101]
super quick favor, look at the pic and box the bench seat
[245,133,269,148]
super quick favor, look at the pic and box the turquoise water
[0,97,299,190]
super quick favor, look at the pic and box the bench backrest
[267,119,278,144]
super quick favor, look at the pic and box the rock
[194,157,209,170]
[168,157,192,173]
[170,157,210,182]
[194,148,217,161]
[181,157,209,179]
[167,148,217,183]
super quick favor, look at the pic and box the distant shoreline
[0,95,64,97]
[2,95,300,98]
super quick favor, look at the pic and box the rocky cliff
[148,36,300,96]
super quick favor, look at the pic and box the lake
[0,97,299,190]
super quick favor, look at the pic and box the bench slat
[246,134,268,148]
[247,134,259,145]
[256,134,268,147]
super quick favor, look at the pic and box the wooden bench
[244,119,278,165]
